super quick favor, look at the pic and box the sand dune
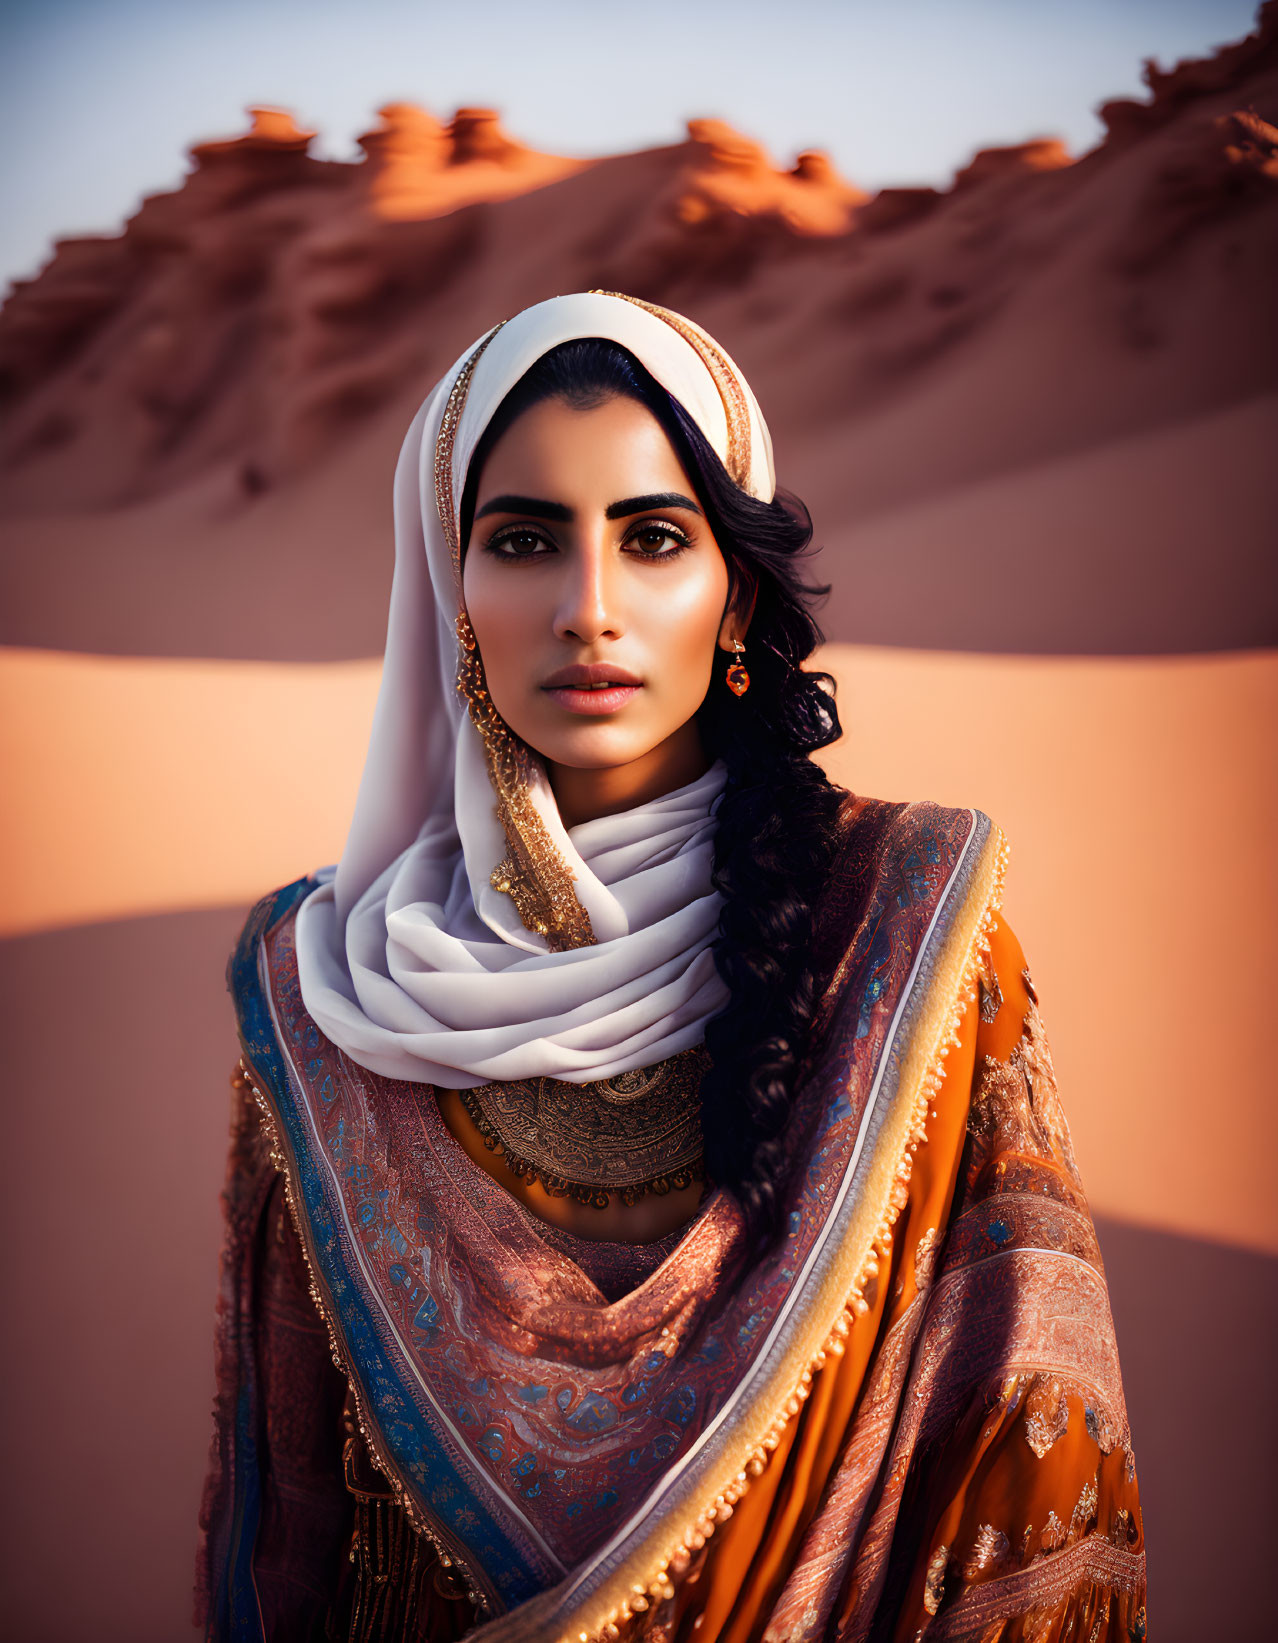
[2,381,1273,662]
[820,392,1278,652]
[4,641,1274,1253]
[2,10,1275,655]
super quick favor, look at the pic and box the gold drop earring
[725,638,750,696]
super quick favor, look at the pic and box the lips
[541,662,642,689]
[541,661,643,717]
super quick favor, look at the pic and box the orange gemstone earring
[725,639,750,696]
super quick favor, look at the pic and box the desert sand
[2,639,1275,1256]
[1,9,1276,1641]
[1,12,1275,654]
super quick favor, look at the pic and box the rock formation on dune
[1,5,1275,658]
[359,104,586,221]
[675,120,866,234]
[952,138,1073,191]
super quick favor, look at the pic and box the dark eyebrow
[605,492,702,520]
[474,494,573,522]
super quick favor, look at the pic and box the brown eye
[491,528,550,558]
[628,524,688,557]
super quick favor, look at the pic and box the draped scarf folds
[292,292,775,1090]
[205,795,1145,1640]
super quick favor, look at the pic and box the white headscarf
[294,293,776,1088]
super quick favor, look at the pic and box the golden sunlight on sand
[2,643,1274,1253]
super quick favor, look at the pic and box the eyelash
[626,520,692,558]
[484,520,692,561]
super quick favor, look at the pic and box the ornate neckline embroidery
[458,1047,709,1207]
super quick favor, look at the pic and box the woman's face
[463,393,739,794]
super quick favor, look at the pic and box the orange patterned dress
[198,798,1145,1641]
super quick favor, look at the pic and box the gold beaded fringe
[231,1060,496,1617]
[433,321,597,952]
[542,826,1011,1643]
[233,827,1007,1640]
[455,612,596,951]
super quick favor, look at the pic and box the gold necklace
[458,1047,708,1208]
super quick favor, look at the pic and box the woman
[197,293,1146,1642]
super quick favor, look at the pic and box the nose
[553,528,623,645]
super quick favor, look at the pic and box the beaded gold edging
[434,323,508,584]
[433,320,596,952]
[455,612,597,951]
[231,1059,498,1619]
[587,291,753,489]
[525,827,1012,1643]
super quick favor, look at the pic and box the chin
[527,724,661,772]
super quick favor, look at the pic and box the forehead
[475,396,691,496]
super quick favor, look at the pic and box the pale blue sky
[0,0,1259,290]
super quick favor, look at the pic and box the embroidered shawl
[198,797,1146,1641]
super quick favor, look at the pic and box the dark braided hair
[461,339,845,1256]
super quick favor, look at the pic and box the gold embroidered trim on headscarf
[461,1047,708,1207]
[589,291,753,488]
[456,612,597,951]
[435,322,597,952]
[434,322,507,582]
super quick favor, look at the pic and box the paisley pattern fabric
[197,797,1146,1642]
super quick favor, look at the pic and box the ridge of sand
[1,11,1275,657]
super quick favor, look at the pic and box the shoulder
[811,791,1001,956]
[225,875,319,1092]
[226,875,317,1010]
[825,790,998,880]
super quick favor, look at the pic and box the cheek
[463,561,540,689]
[635,559,729,678]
